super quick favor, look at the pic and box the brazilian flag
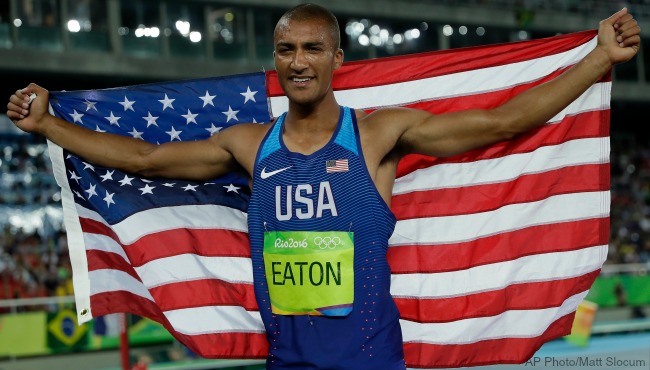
[47,309,89,351]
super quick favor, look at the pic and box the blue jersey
[248,106,405,370]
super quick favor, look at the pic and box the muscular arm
[392,8,640,158]
[7,84,243,181]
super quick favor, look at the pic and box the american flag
[326,159,349,173]
[48,29,609,368]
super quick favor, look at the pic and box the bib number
[263,231,354,316]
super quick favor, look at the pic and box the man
[5,3,641,370]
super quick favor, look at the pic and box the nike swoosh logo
[260,166,292,179]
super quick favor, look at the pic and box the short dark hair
[274,3,341,50]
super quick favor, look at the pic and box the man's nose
[290,49,308,71]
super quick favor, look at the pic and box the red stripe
[80,217,119,239]
[90,290,163,321]
[395,109,609,178]
[387,218,608,273]
[86,249,141,281]
[80,217,251,267]
[267,30,598,96]
[150,279,258,311]
[89,291,268,359]
[395,270,600,323]
[393,164,608,219]
[403,312,575,368]
[124,228,251,266]
[182,331,268,360]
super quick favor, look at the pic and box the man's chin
[287,93,319,107]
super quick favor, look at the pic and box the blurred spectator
[1,132,68,311]
[0,226,72,312]
[1,134,59,206]
[609,134,650,266]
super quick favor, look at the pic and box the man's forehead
[274,19,332,43]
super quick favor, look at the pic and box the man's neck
[282,96,341,154]
[285,96,340,133]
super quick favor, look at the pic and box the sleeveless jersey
[248,106,405,370]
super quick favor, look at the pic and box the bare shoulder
[216,119,276,144]
[356,107,429,133]
[216,120,275,155]
[356,107,433,159]
[355,108,406,162]
[213,120,276,174]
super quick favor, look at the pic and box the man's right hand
[6,83,51,135]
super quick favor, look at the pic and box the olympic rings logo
[313,236,342,249]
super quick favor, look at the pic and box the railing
[0,295,75,314]
[593,317,650,334]
[601,262,650,275]
[433,0,650,20]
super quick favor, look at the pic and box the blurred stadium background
[0,1,649,369]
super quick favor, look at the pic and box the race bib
[263,231,354,316]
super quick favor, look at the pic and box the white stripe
[270,37,596,115]
[393,136,609,195]
[84,232,130,262]
[135,255,254,288]
[76,203,248,245]
[547,82,610,123]
[88,269,153,300]
[164,306,265,335]
[389,191,609,246]
[391,245,607,298]
[47,137,93,324]
[400,291,588,344]
[75,204,108,225]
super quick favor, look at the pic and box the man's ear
[334,48,344,70]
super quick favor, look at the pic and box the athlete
[6,3,641,370]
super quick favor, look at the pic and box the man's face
[274,18,343,107]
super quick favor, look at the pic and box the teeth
[293,77,311,82]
